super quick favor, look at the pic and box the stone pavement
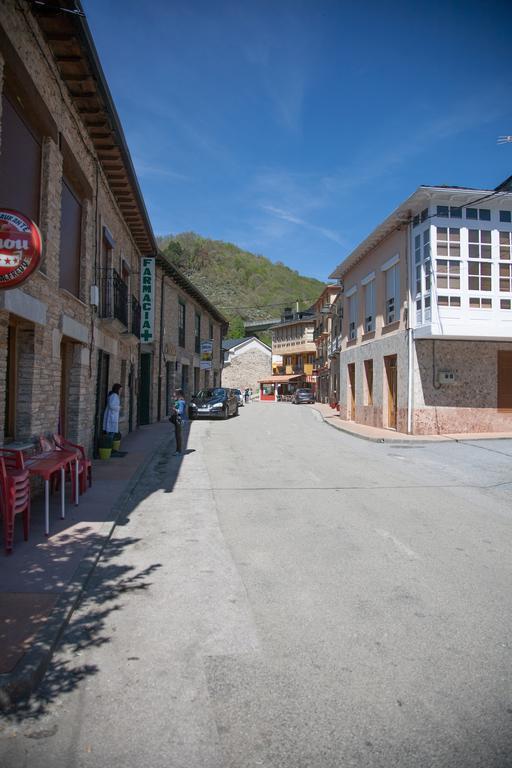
[310,402,512,443]
[0,421,172,708]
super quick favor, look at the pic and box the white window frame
[364,279,375,333]
[383,262,399,325]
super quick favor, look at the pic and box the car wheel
[222,405,229,419]
[234,405,239,416]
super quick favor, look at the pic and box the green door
[139,353,151,425]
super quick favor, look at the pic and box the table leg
[75,458,79,506]
[44,478,49,536]
[60,466,65,519]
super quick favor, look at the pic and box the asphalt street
[1,402,512,767]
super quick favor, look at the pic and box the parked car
[292,388,315,404]
[233,388,244,407]
[189,387,239,419]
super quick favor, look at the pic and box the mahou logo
[0,209,42,288]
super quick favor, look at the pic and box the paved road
[1,403,512,767]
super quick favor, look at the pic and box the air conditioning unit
[438,370,456,385]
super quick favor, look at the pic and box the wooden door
[385,355,397,429]
[348,363,356,420]
[498,351,512,409]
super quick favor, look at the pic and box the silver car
[232,388,244,407]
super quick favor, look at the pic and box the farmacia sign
[0,209,42,288]
[140,256,155,342]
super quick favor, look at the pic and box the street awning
[258,374,304,384]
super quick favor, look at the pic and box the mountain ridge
[157,232,326,339]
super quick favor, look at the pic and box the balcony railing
[101,269,128,327]
[327,334,342,357]
[131,295,141,338]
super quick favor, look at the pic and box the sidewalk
[0,421,172,708]
[311,402,512,443]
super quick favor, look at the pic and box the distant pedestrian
[244,388,250,404]
[170,389,187,455]
[103,383,122,436]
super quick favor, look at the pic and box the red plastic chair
[53,434,92,500]
[0,452,30,554]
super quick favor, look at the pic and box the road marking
[375,528,420,559]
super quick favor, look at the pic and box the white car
[232,388,244,407]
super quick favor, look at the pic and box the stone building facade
[0,1,226,453]
[221,337,272,394]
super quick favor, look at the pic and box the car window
[196,388,226,398]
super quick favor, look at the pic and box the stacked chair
[0,448,30,554]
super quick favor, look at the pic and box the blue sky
[84,0,512,281]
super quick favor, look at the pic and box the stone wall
[222,348,272,394]
[413,339,512,433]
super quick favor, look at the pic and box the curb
[0,432,172,710]
[314,408,512,446]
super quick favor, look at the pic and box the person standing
[172,389,187,456]
[103,383,122,436]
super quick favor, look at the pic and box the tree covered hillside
[158,232,325,339]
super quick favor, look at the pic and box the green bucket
[98,447,112,460]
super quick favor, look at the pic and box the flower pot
[112,440,121,451]
[99,447,112,460]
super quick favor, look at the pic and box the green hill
[157,232,325,340]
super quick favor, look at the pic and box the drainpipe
[406,219,414,434]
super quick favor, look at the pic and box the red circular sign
[0,209,42,289]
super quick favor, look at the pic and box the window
[59,178,82,296]
[499,263,512,293]
[0,94,41,224]
[348,294,358,340]
[437,205,449,217]
[364,280,375,333]
[500,210,512,223]
[364,359,373,405]
[436,227,460,258]
[501,299,512,310]
[469,297,492,309]
[468,229,492,259]
[438,296,461,307]
[468,261,492,291]
[421,208,428,222]
[178,301,186,347]
[385,264,399,324]
[436,259,460,289]
[209,322,214,341]
[466,208,490,220]
[500,231,512,260]
[450,206,462,218]
[194,312,201,353]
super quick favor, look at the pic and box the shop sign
[140,256,155,342]
[0,209,42,289]
[200,339,213,369]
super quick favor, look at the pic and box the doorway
[94,350,110,454]
[139,352,151,424]
[385,355,398,429]
[59,339,72,436]
[347,363,356,420]
[497,351,512,410]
